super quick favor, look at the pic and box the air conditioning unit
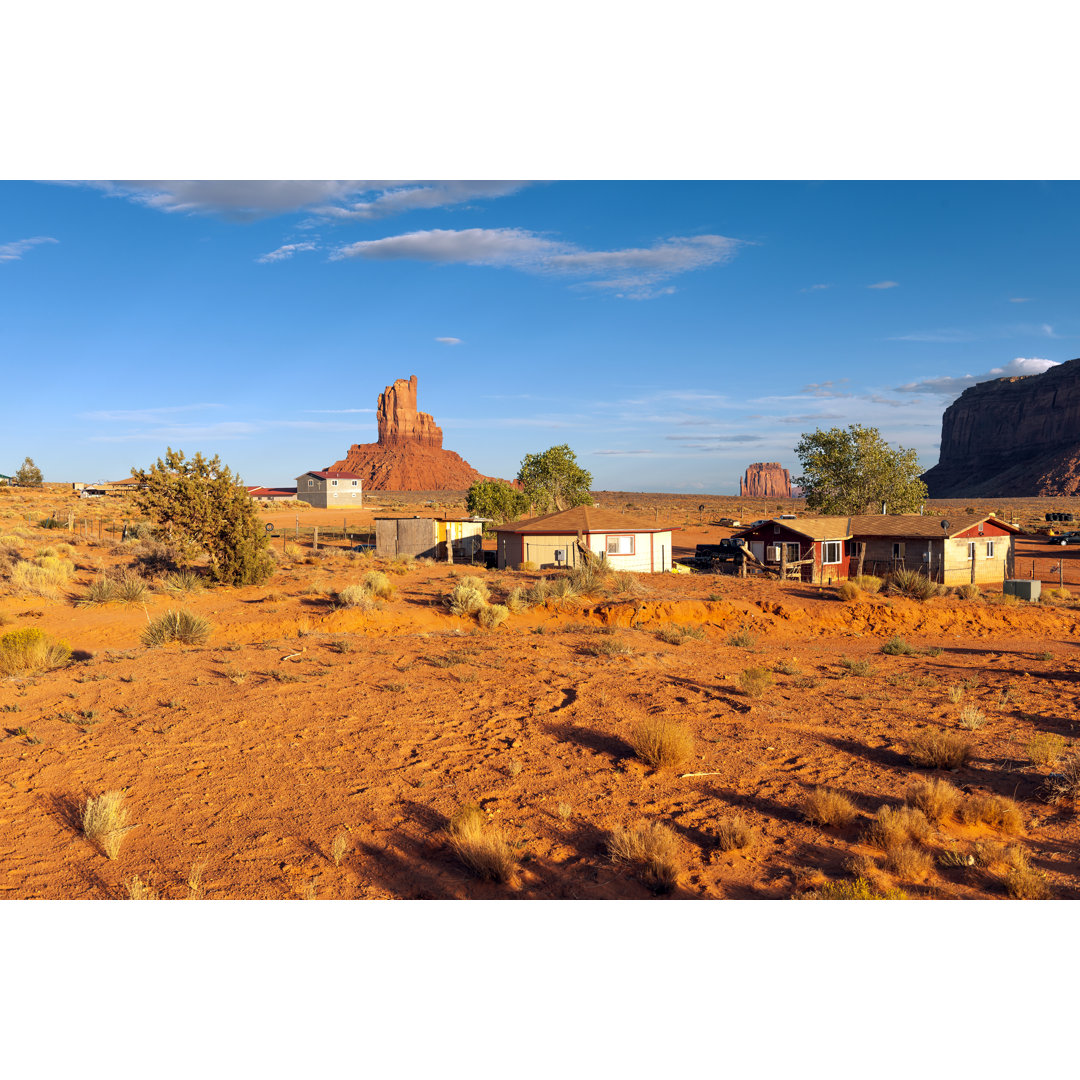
[766,545,782,562]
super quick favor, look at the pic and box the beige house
[295,470,363,509]
[375,515,484,562]
[495,506,675,572]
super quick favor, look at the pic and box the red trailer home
[734,517,853,582]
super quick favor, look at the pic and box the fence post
[313,525,319,551]
[1060,560,1064,589]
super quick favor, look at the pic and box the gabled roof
[496,505,674,535]
[736,516,852,541]
[847,513,1021,538]
[302,470,364,480]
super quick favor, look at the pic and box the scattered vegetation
[331,830,351,867]
[881,635,917,656]
[610,570,648,596]
[714,814,756,852]
[726,626,756,648]
[125,875,157,900]
[607,821,683,893]
[1025,732,1068,767]
[838,656,873,677]
[958,793,1023,834]
[446,804,516,883]
[800,787,858,827]
[907,730,972,770]
[1005,858,1051,900]
[958,704,987,731]
[82,790,132,859]
[162,569,204,595]
[883,843,934,881]
[362,570,394,599]
[865,805,931,849]
[1045,754,1080,805]
[738,666,773,697]
[141,609,212,648]
[656,623,705,645]
[478,603,509,630]
[76,570,148,606]
[836,581,860,602]
[805,876,906,900]
[629,716,694,771]
[0,627,71,675]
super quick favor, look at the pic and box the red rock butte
[739,462,792,498]
[327,375,487,490]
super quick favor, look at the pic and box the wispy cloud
[1009,297,1031,303]
[800,283,832,292]
[801,380,851,399]
[894,356,1058,397]
[435,336,463,345]
[302,408,375,414]
[256,241,317,263]
[65,181,530,223]
[330,228,741,297]
[868,280,899,289]
[0,236,58,263]
[82,404,224,423]
[593,449,655,456]
[889,328,977,343]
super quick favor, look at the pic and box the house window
[967,542,976,559]
[607,534,635,555]
[331,479,338,486]
[785,542,800,563]
[351,480,358,487]
[986,541,994,557]
[822,540,841,564]
[307,479,313,488]
[893,542,905,559]
[978,522,984,535]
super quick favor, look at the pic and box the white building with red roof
[295,470,363,508]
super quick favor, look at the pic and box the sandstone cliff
[923,357,1080,497]
[327,375,487,490]
[739,462,792,498]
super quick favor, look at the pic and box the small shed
[847,513,1020,585]
[375,515,484,562]
[495,506,675,572]
[296,470,363,508]
[735,517,853,582]
[247,486,298,502]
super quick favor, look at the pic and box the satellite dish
[940,519,950,531]
[265,523,275,533]
[699,504,706,512]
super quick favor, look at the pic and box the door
[750,541,765,563]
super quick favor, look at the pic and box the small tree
[516,444,593,514]
[14,457,43,487]
[793,424,928,515]
[130,448,273,586]
[465,479,530,525]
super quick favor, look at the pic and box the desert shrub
[958,704,987,730]
[77,577,117,606]
[568,553,611,594]
[1044,754,1080,806]
[774,658,802,675]
[331,831,351,867]
[807,876,906,900]
[714,814,756,852]
[947,684,965,704]
[739,666,773,697]
[1005,862,1051,899]
[908,730,972,770]
[11,554,75,597]
[141,609,212,647]
[883,842,934,881]
[527,577,554,604]
[629,715,694,771]
[0,627,71,675]
[656,623,704,645]
[881,635,916,656]
[77,570,147,606]
[837,581,860,602]
[888,568,944,601]
[958,794,1023,834]
[447,581,488,617]
[362,570,395,599]
[447,804,516,883]
[335,584,377,610]
[130,539,179,578]
[801,787,858,827]
[852,574,883,594]
[478,603,508,630]
[162,569,204,595]
[610,570,647,596]
[865,805,931,849]
[505,586,528,613]
[1026,732,1068,767]
[519,560,538,572]
[82,790,132,860]
[125,875,158,900]
[955,583,980,601]
[607,821,683,893]
[727,626,756,648]
[906,776,961,824]
[838,656,874,676]
[585,636,633,658]
[548,576,578,601]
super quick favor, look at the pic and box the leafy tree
[130,448,274,586]
[516,444,593,514]
[14,457,43,486]
[793,424,928,515]
[465,479,530,525]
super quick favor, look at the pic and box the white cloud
[0,236,58,263]
[593,449,654,456]
[331,228,740,295]
[256,242,317,263]
[800,283,831,292]
[435,336,463,345]
[82,403,224,422]
[67,181,530,222]
[867,280,899,289]
[894,356,1059,397]
[1009,297,1031,303]
[801,380,851,398]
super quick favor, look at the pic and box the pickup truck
[692,538,748,570]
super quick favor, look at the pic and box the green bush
[887,568,943,601]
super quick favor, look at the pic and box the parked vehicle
[1057,532,1080,545]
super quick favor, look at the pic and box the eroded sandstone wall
[739,462,792,498]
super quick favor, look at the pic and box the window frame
[967,541,976,560]
[986,540,994,558]
[606,533,635,556]
[822,540,841,565]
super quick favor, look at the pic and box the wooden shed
[375,516,484,562]
[735,517,854,583]
[495,506,675,572]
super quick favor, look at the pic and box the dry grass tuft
[837,581,860,602]
[958,793,1023,834]
[82,790,133,859]
[883,842,934,881]
[852,574,883,594]
[141,609,212,647]
[806,876,906,900]
[655,623,705,645]
[1025,732,1068,767]
[607,821,684,893]
[629,715,694,771]
[0,627,71,675]
[908,730,972,770]
[610,570,648,596]
[865,804,931,849]
[478,603,509,630]
[888,568,944,601]
[906,776,961,824]
[335,583,378,609]
[738,665,773,697]
[947,684,965,704]
[955,583,981,601]
[125,874,157,900]
[1005,861,1051,899]
[801,787,858,828]
[958,704,987,730]
[187,859,207,899]
[881,635,917,656]
[362,570,395,599]
[714,814,756,852]
[447,804,516,883]
[1045,754,1080,805]
[331,830,351,867]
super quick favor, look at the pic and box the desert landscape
[3,482,1079,901]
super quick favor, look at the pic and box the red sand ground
[2,487,1079,899]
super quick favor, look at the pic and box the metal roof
[496,506,674,534]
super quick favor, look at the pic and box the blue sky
[1,180,1076,492]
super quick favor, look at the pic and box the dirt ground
[2,485,1079,900]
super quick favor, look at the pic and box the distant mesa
[923,357,1080,497]
[327,375,487,491]
[739,462,792,498]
